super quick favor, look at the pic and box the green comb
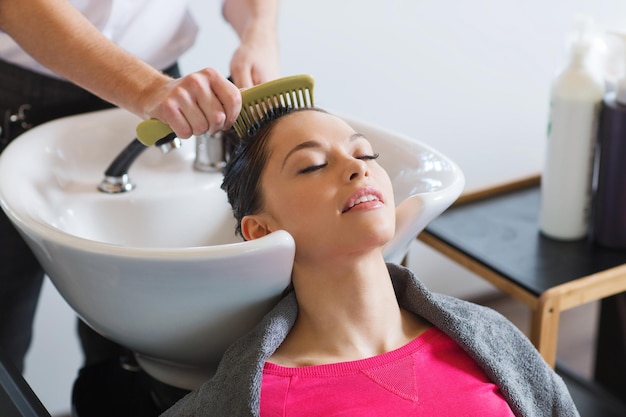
[135,74,315,146]
[135,119,178,146]
[233,74,314,138]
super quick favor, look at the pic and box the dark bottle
[593,90,626,249]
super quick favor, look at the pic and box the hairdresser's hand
[229,28,279,88]
[143,68,242,139]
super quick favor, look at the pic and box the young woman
[162,108,579,416]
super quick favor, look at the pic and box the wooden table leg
[530,292,562,368]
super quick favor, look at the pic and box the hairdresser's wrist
[222,0,279,40]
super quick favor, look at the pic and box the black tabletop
[0,348,50,417]
[424,184,626,296]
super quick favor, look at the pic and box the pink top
[260,327,515,416]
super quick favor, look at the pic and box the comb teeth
[233,74,315,138]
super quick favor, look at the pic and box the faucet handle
[136,119,175,146]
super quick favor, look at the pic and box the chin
[373,218,396,241]
[364,227,395,250]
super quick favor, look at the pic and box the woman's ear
[241,215,274,241]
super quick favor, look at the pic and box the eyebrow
[281,133,366,171]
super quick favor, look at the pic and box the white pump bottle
[539,18,605,240]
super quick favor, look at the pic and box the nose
[345,157,368,182]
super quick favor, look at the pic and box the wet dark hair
[221,106,324,238]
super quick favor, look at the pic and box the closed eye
[297,154,378,174]
[357,153,380,161]
[298,163,328,174]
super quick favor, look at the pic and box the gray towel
[161,264,579,417]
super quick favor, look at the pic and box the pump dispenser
[539,18,605,240]
[593,32,626,249]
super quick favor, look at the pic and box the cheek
[375,166,395,206]
[262,187,306,229]
[264,186,329,233]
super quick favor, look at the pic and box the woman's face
[241,110,396,262]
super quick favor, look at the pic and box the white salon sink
[0,108,464,389]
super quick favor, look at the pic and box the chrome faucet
[98,133,182,193]
[193,128,238,172]
[194,131,226,172]
[98,127,235,194]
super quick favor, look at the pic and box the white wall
[24,1,626,415]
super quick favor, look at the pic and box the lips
[342,188,384,213]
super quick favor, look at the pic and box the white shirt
[0,0,199,78]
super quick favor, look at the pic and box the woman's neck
[270,253,431,367]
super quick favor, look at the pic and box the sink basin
[0,108,464,389]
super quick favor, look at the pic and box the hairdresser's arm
[0,0,241,138]
[223,0,280,88]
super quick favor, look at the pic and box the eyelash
[358,153,380,161]
[298,153,380,174]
